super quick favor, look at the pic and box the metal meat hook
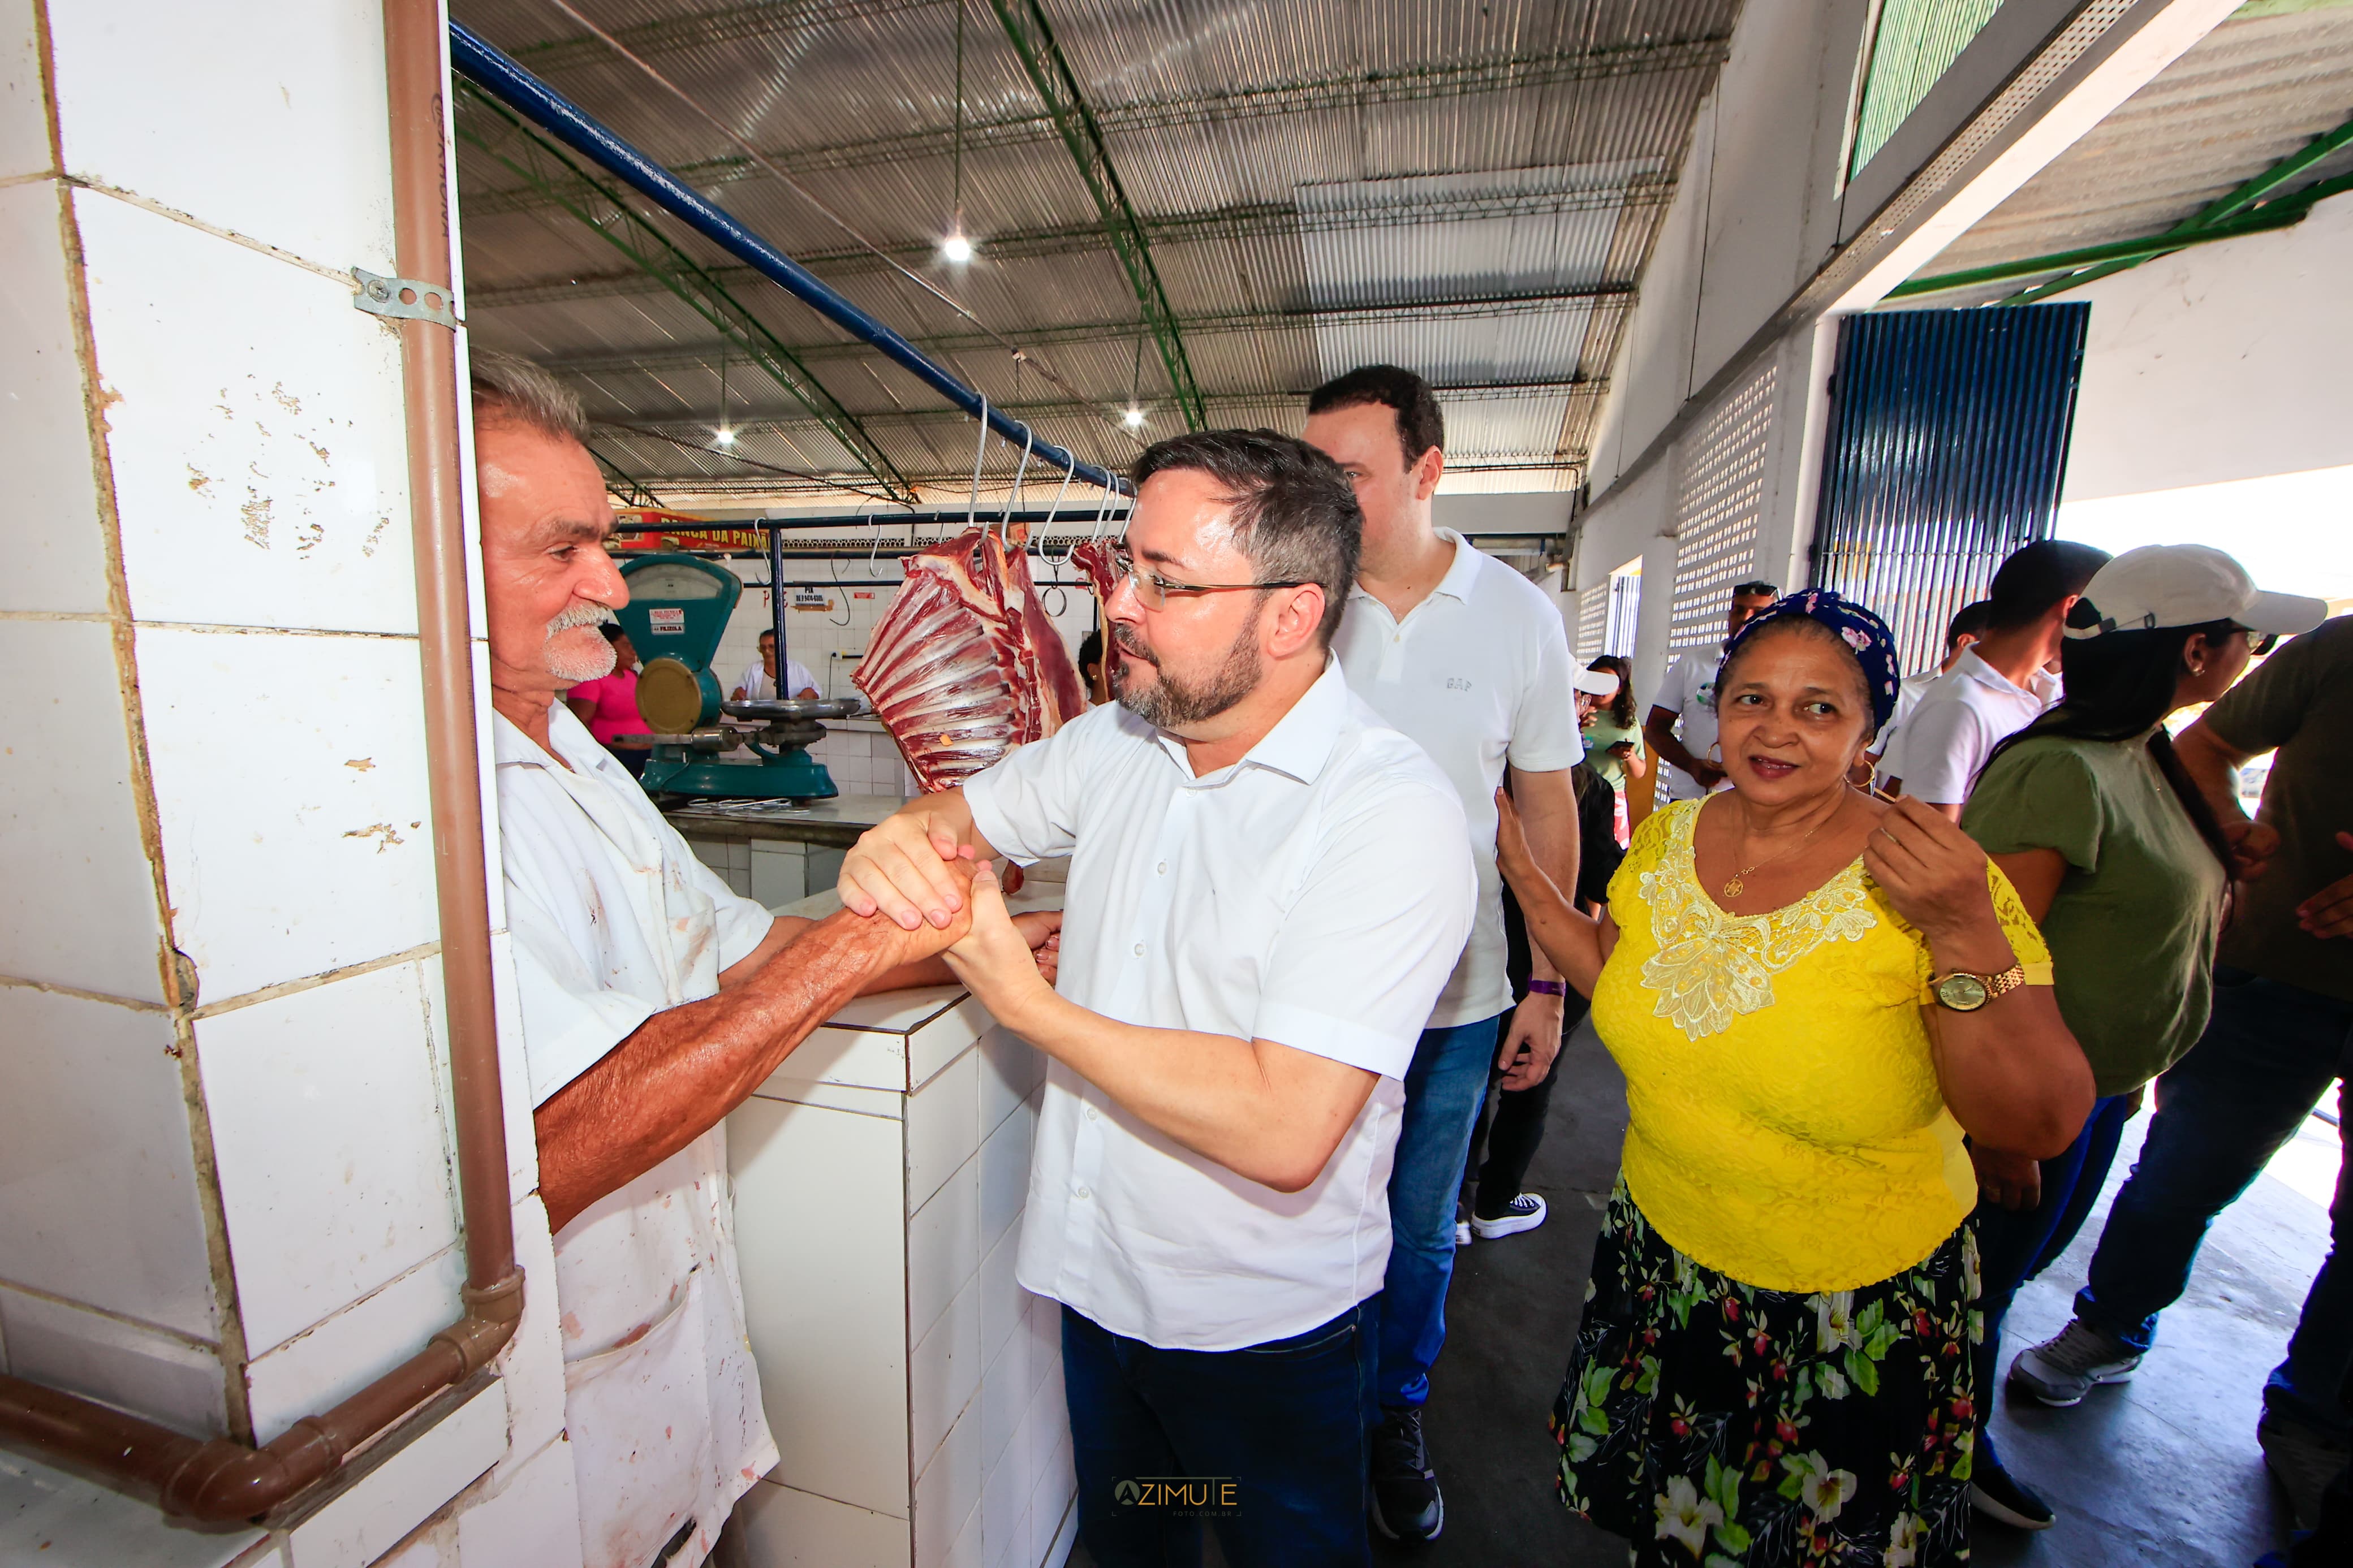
[998,426,1035,542]
[963,392,990,535]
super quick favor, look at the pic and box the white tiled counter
[726,978,1076,1568]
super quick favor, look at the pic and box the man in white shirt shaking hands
[841,430,1476,1568]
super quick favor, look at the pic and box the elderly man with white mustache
[469,351,1058,1568]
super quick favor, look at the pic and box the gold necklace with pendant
[1721,806,1837,900]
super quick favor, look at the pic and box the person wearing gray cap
[1953,544,2330,1532]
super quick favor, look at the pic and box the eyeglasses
[2237,626,2278,656]
[1110,548,1305,611]
[1732,581,1780,599]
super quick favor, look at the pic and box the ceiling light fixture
[713,427,736,447]
[940,0,973,270]
[1122,405,1145,430]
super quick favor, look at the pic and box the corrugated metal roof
[450,0,1737,504]
[1916,5,2353,284]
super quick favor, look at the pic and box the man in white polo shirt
[838,430,1476,1568]
[1303,365,1584,1541]
[1882,539,2109,818]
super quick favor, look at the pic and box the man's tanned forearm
[1508,767,1579,978]
[536,910,935,1231]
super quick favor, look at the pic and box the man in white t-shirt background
[1862,598,1992,788]
[1881,539,2109,818]
[732,627,819,702]
[1305,365,1584,1543]
[1644,579,1781,805]
[839,430,1476,1568]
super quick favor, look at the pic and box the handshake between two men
[839,792,1066,1026]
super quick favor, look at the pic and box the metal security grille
[1604,569,1643,656]
[1666,362,1779,655]
[1810,304,2089,673]
[1576,582,1610,660]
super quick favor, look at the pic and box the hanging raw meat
[855,528,1088,793]
[1069,538,1122,604]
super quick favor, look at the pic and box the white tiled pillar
[0,4,575,1565]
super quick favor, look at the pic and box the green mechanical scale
[611,552,860,800]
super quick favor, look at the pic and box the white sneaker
[2009,1319,2142,1406]
[1471,1194,1548,1240]
[1453,1220,1471,1247]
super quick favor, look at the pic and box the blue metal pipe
[447,21,1131,498]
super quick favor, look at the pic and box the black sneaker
[1970,1458,2056,1530]
[1370,1406,1443,1541]
[1471,1193,1548,1240]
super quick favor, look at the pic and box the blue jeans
[2073,969,2352,1439]
[1062,1302,1377,1568]
[1971,1093,2135,1471]
[1377,1013,1507,1411]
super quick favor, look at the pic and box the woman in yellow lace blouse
[1498,590,2094,1568]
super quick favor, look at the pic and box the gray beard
[1112,617,1262,728]
[546,603,618,682]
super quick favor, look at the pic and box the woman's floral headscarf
[1717,588,1904,735]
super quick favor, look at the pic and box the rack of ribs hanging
[855,526,1096,793]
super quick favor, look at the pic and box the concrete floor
[1072,1017,2342,1566]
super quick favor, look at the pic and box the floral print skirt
[1553,1177,1979,1566]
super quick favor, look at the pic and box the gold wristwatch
[1927,960,2051,1012]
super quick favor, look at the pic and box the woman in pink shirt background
[566,624,651,778]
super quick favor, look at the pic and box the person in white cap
[1951,543,2328,1533]
[2003,549,2348,1530]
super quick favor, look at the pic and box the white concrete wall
[1571,0,2240,714]
[2062,191,2353,503]
[1567,0,1871,711]
[1584,0,1872,499]
[0,3,576,1565]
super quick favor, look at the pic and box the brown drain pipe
[0,0,524,1522]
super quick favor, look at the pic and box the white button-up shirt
[966,661,1475,1351]
[497,702,778,1568]
[1653,641,1727,805]
[1331,529,1585,1027]
[1879,647,2060,806]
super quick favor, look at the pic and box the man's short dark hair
[1077,629,1104,675]
[1946,598,1996,649]
[757,628,775,645]
[469,347,589,446]
[1131,429,1362,648]
[1305,364,1445,468]
[1985,540,2110,630]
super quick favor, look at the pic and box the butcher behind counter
[467,349,1062,1568]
